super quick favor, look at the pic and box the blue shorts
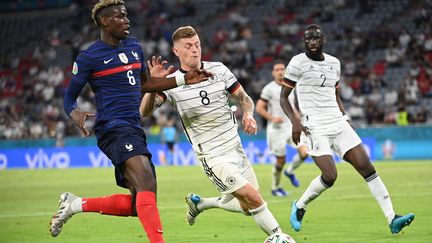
[97,125,155,188]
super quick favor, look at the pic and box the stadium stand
[0,0,431,140]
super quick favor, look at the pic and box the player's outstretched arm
[231,86,257,135]
[280,84,304,144]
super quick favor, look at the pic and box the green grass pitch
[0,161,431,242]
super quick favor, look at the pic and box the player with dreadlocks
[49,1,211,242]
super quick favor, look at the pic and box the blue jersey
[64,37,146,138]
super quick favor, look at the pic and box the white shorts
[267,126,307,157]
[196,144,259,202]
[304,121,362,158]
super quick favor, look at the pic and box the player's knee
[236,191,263,209]
[299,146,308,159]
[299,151,308,160]
[321,173,337,187]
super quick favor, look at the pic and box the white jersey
[284,53,344,131]
[260,81,295,131]
[158,61,242,163]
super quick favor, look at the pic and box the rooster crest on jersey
[264,233,296,243]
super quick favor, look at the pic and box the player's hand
[242,112,257,135]
[184,68,213,85]
[70,109,94,137]
[271,117,284,123]
[147,56,175,78]
[292,119,307,144]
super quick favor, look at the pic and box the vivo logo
[25,149,70,169]
[88,151,112,167]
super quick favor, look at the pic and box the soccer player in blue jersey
[49,1,210,242]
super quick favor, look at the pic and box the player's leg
[343,144,414,234]
[185,155,250,226]
[272,156,288,196]
[336,121,414,234]
[233,183,282,235]
[187,149,282,235]
[233,153,282,235]
[284,144,308,187]
[290,134,335,231]
[268,128,289,196]
[49,129,138,237]
[187,184,279,233]
[123,155,164,243]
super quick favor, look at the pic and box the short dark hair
[91,0,124,27]
[172,26,198,42]
[305,24,321,31]
[273,59,285,66]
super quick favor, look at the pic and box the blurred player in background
[256,60,308,197]
[161,116,178,165]
[280,24,414,234]
[141,26,284,236]
[49,1,210,242]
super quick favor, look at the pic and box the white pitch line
[1,192,430,219]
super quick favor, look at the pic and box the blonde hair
[91,0,124,27]
[172,26,198,42]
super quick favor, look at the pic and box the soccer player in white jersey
[140,26,284,237]
[256,60,308,197]
[280,24,414,234]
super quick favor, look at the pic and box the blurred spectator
[404,76,420,104]
[396,105,410,126]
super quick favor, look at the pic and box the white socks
[272,165,283,190]
[366,173,395,224]
[196,197,246,215]
[285,153,304,174]
[249,203,282,235]
[296,176,329,209]
[70,197,83,214]
[197,197,281,235]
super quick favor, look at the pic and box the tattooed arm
[140,93,165,117]
[231,85,257,135]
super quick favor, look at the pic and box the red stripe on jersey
[92,63,142,78]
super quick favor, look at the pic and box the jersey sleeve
[221,63,241,94]
[64,52,92,117]
[260,84,271,102]
[283,57,301,87]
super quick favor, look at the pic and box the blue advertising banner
[0,138,377,169]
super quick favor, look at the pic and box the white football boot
[185,193,202,225]
[49,192,78,237]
